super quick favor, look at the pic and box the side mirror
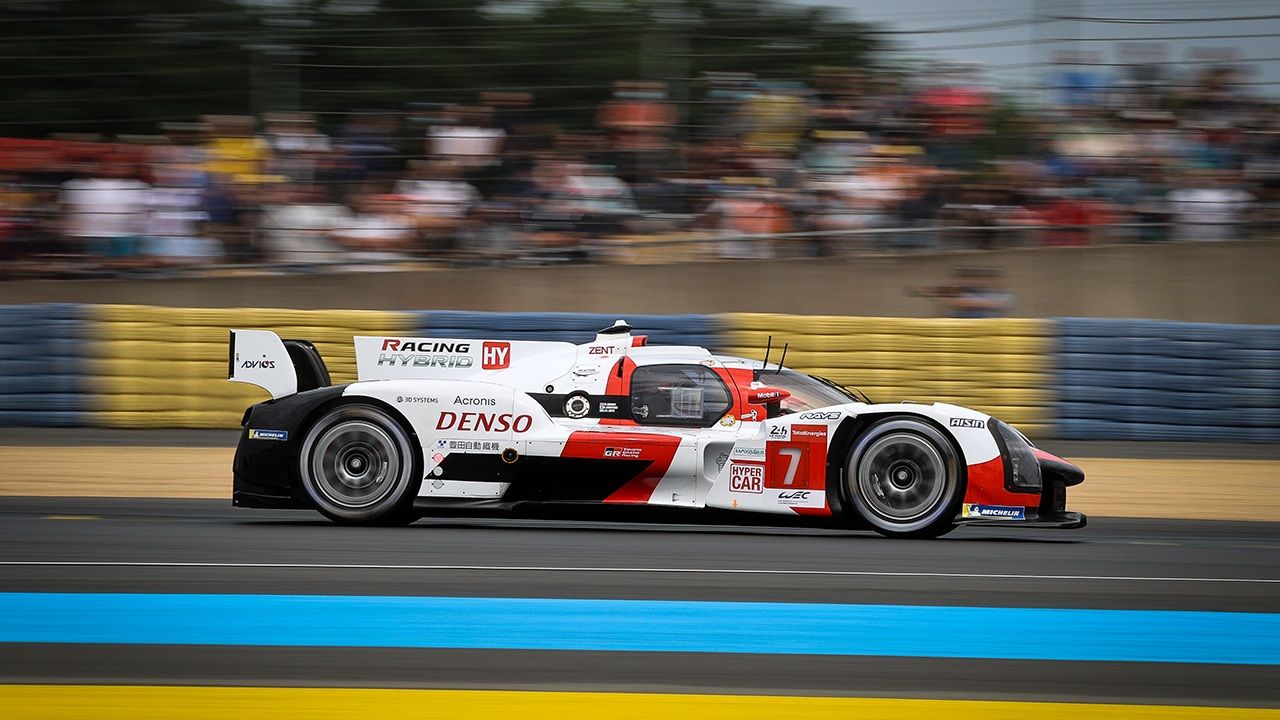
[747,387,790,404]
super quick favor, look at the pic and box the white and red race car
[229,321,1084,537]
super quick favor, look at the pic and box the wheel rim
[855,432,949,522]
[308,419,402,509]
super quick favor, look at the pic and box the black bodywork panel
[232,385,347,509]
[425,453,648,503]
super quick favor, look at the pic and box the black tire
[298,403,420,525]
[844,418,963,538]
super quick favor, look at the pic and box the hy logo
[482,341,511,369]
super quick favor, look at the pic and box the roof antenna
[761,336,773,373]
[773,343,789,374]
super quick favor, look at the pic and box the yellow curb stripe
[1,686,1276,720]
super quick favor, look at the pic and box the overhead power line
[867,17,1055,35]
[1051,12,1280,23]
[901,30,1280,54]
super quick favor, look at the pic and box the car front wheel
[845,418,962,538]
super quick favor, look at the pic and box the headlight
[989,419,1042,493]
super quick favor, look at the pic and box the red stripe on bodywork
[791,506,833,517]
[963,456,1039,507]
[600,358,638,426]
[560,430,681,504]
[720,366,754,421]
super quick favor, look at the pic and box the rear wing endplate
[228,329,298,399]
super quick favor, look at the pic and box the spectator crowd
[1,63,1277,277]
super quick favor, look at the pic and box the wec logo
[776,490,813,506]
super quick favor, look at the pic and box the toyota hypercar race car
[229,320,1085,537]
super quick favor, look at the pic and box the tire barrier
[721,314,1054,435]
[414,311,721,349]
[83,305,414,429]
[0,304,89,426]
[0,304,1277,438]
[1054,318,1280,442]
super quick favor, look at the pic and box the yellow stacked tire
[84,305,413,429]
[719,314,1054,433]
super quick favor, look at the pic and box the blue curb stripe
[1,593,1277,665]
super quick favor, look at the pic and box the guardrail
[722,314,1055,434]
[2,222,1266,277]
[1054,318,1280,442]
[0,305,1275,441]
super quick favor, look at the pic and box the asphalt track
[1,497,1278,708]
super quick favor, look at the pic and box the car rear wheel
[299,403,419,525]
[845,418,962,538]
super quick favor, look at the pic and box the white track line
[1,561,1277,584]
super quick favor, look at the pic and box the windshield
[759,367,863,414]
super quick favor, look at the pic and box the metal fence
[5,218,1269,280]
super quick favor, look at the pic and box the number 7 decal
[765,424,829,491]
[777,447,803,486]
[766,443,809,489]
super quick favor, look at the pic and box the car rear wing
[229,329,331,399]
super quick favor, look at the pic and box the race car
[229,320,1085,537]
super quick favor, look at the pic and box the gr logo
[482,341,511,369]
